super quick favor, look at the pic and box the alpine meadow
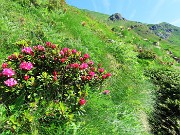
[0,0,179,135]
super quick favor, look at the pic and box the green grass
[0,0,180,134]
[84,9,180,59]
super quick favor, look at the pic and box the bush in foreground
[0,41,111,134]
[146,69,180,135]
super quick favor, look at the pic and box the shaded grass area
[146,68,180,135]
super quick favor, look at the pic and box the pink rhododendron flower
[62,47,69,53]
[24,75,29,81]
[2,68,15,77]
[2,63,8,68]
[33,46,37,50]
[8,55,12,60]
[103,90,110,95]
[86,76,91,80]
[89,71,95,77]
[60,50,65,56]
[79,63,88,70]
[106,73,111,77]
[88,60,94,66]
[41,55,45,59]
[72,49,77,54]
[79,57,84,62]
[71,63,79,69]
[83,53,90,59]
[79,98,86,106]
[102,74,107,79]
[22,47,33,54]
[12,54,17,59]
[90,67,95,71]
[37,45,45,51]
[46,42,51,47]
[60,58,67,63]
[20,62,33,70]
[81,76,86,81]
[102,73,111,79]
[4,78,17,87]
[53,75,57,81]
[51,44,56,49]
[53,71,58,76]
[8,54,17,60]
[98,68,104,73]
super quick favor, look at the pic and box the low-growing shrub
[145,69,180,135]
[137,49,156,60]
[12,0,66,9]
[0,41,111,134]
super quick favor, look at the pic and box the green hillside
[85,10,180,59]
[0,0,179,135]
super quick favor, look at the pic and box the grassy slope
[147,22,180,58]
[1,1,179,134]
[84,8,180,135]
[85,10,180,60]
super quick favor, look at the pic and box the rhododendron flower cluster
[22,47,33,55]
[20,62,33,70]
[2,68,15,77]
[33,45,45,51]
[89,71,95,77]
[71,63,79,69]
[83,53,90,59]
[37,45,45,51]
[60,58,67,63]
[8,54,17,60]
[72,49,77,54]
[1,41,111,94]
[51,44,56,49]
[4,78,17,87]
[53,70,58,81]
[2,63,8,68]
[98,68,104,73]
[79,63,88,70]
[102,73,111,79]
[0,41,112,127]
[46,41,51,47]
[88,60,94,66]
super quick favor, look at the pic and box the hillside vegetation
[0,0,179,135]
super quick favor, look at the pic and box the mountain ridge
[84,9,180,58]
[83,9,180,27]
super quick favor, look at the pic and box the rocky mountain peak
[108,13,126,21]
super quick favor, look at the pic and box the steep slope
[0,1,179,135]
[0,1,154,134]
[84,10,180,135]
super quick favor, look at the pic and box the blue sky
[66,0,180,27]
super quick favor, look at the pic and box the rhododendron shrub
[0,42,111,131]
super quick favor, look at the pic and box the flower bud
[79,98,86,106]
[24,75,29,81]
